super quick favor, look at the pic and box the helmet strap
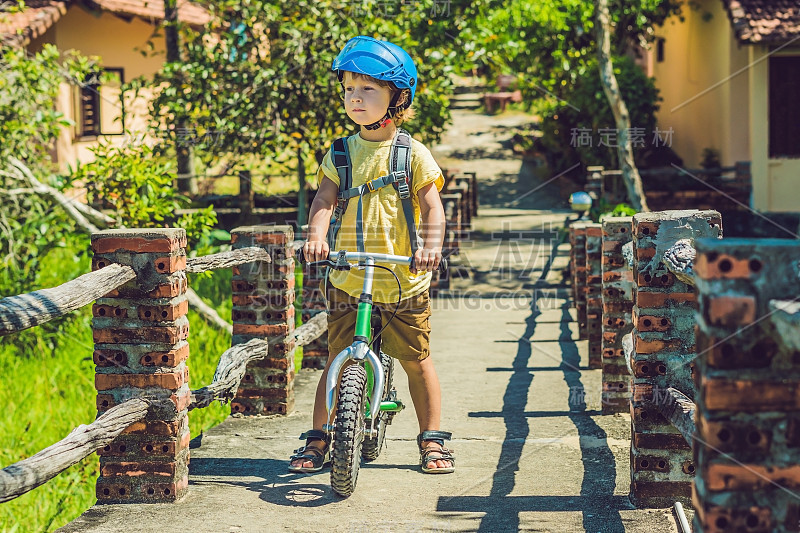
[363,91,403,131]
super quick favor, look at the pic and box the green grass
[0,247,240,532]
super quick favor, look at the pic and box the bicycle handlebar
[297,247,447,273]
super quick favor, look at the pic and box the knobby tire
[331,364,367,497]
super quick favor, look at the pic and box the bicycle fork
[323,341,385,437]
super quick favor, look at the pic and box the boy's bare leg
[290,355,339,469]
[398,357,453,470]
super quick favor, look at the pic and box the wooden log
[289,311,327,347]
[5,158,99,233]
[185,247,271,274]
[663,238,696,286]
[190,338,268,410]
[769,299,800,352]
[623,332,634,376]
[653,387,696,447]
[0,264,136,336]
[0,399,149,503]
[189,315,328,411]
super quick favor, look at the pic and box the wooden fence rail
[0,264,136,336]
[185,247,271,274]
[0,399,149,503]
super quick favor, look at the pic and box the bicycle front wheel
[331,364,367,497]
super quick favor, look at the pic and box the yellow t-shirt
[317,133,445,303]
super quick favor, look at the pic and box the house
[0,0,211,169]
[646,0,800,212]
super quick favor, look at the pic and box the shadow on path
[437,238,628,531]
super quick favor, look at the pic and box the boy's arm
[413,181,446,273]
[304,177,339,262]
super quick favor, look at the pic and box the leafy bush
[536,55,662,176]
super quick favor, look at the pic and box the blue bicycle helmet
[332,36,418,129]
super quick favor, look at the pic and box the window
[656,38,665,63]
[75,68,125,137]
[769,56,800,158]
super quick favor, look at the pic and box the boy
[289,36,455,474]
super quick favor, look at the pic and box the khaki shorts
[325,283,432,362]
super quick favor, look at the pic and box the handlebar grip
[296,246,306,265]
[438,258,448,273]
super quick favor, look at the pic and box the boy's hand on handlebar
[303,240,330,263]
[411,248,441,273]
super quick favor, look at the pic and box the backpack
[327,128,422,261]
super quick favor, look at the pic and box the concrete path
[61,99,685,533]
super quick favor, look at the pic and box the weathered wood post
[230,225,296,415]
[91,228,191,503]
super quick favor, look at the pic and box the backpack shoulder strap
[327,137,352,250]
[390,129,422,262]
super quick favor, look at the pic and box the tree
[596,0,649,211]
[129,0,472,227]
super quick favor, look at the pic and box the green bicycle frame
[323,254,406,430]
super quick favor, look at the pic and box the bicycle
[299,248,446,497]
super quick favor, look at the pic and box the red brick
[93,350,128,367]
[633,360,668,378]
[141,344,190,367]
[93,304,128,319]
[93,324,189,345]
[634,247,656,261]
[633,455,670,473]
[633,432,692,450]
[96,394,116,411]
[138,300,189,322]
[636,291,696,308]
[635,313,671,332]
[232,323,291,337]
[705,463,800,491]
[634,221,660,237]
[92,234,186,254]
[699,505,773,533]
[231,293,295,307]
[140,474,188,500]
[636,271,674,288]
[634,334,683,354]
[148,278,187,298]
[95,368,187,391]
[706,296,757,327]
[153,255,186,274]
[701,376,800,411]
[96,479,132,500]
[695,253,754,280]
[101,461,177,477]
[122,420,181,436]
[695,416,770,453]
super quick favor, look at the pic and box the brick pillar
[585,223,603,368]
[601,216,633,413]
[570,222,588,339]
[230,225,296,416]
[91,229,190,503]
[693,238,800,533]
[629,210,721,508]
[301,263,329,370]
[441,192,463,258]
